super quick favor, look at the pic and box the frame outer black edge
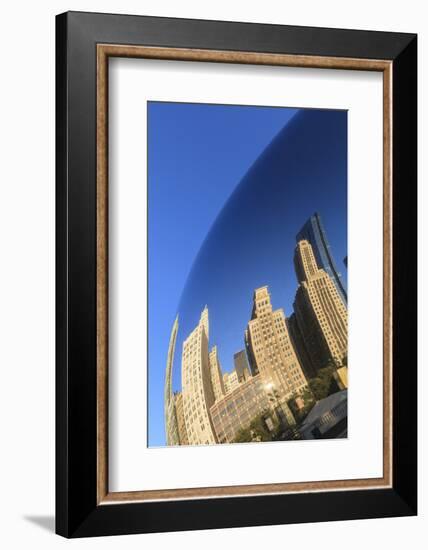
[66,10,415,60]
[55,11,418,537]
[55,12,69,538]
[392,35,418,513]
[72,489,414,538]
[67,11,99,537]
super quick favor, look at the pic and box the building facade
[333,366,348,390]
[246,287,308,408]
[244,328,259,375]
[164,315,180,445]
[223,370,240,394]
[293,240,348,369]
[181,307,218,445]
[174,391,189,445]
[287,312,317,379]
[296,212,347,305]
[210,374,271,443]
[299,389,348,440]
[234,350,251,382]
[209,345,225,402]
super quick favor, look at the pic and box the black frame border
[56,11,417,538]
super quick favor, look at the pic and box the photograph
[147,101,349,447]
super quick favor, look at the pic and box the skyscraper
[246,287,307,408]
[296,213,347,304]
[181,307,217,445]
[223,370,240,394]
[164,316,180,445]
[209,345,225,402]
[233,350,251,382]
[293,240,348,369]
[287,312,317,379]
[244,328,259,376]
[174,391,189,445]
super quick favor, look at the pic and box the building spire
[200,305,209,339]
[294,239,320,283]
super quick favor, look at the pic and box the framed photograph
[56,11,417,537]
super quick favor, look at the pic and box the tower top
[200,306,209,338]
[253,286,269,298]
[251,286,273,319]
[294,239,320,283]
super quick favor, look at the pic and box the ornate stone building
[181,307,217,445]
[296,212,347,305]
[246,287,307,407]
[174,391,189,445]
[293,239,348,370]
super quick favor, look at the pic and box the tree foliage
[233,412,280,443]
[287,387,316,423]
[288,363,342,423]
[308,366,340,401]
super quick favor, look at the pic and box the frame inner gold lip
[96,44,393,505]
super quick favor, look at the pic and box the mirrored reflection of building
[209,345,225,402]
[244,328,259,376]
[299,390,348,440]
[223,370,240,394]
[164,315,180,445]
[181,307,218,445]
[163,225,347,447]
[246,287,308,406]
[174,391,189,445]
[293,240,348,370]
[287,312,317,379]
[210,374,270,443]
[296,212,347,305]
[233,350,251,382]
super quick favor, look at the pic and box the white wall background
[0,1,424,548]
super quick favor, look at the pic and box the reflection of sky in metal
[148,103,347,446]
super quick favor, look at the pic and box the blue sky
[147,102,347,447]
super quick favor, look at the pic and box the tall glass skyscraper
[296,212,347,305]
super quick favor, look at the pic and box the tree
[233,412,279,443]
[287,387,316,423]
[308,366,340,401]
